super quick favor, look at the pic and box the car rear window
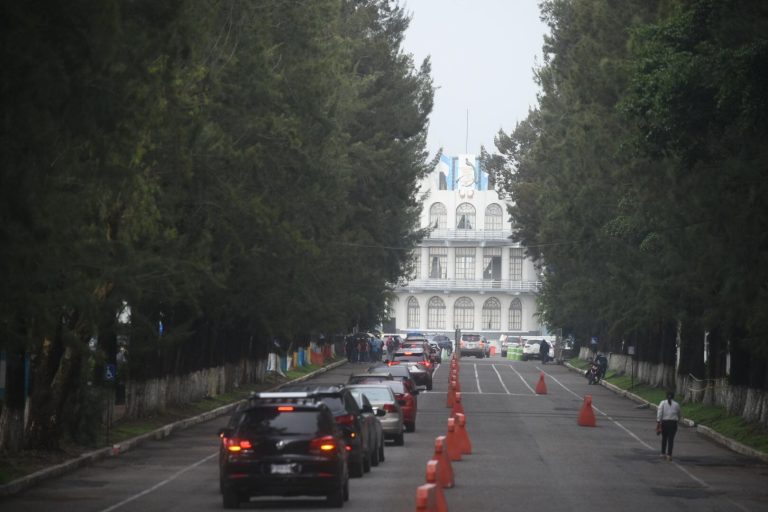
[238,409,322,436]
[383,380,406,394]
[394,353,426,363]
[462,335,482,341]
[349,376,391,384]
[348,387,394,403]
[318,396,346,415]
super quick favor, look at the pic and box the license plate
[271,464,296,475]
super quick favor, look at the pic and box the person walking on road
[657,391,682,461]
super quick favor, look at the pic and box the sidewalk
[563,361,768,463]
[0,359,348,497]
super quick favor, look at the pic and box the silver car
[346,384,405,446]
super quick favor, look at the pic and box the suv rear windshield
[462,334,482,342]
[238,408,327,436]
[348,387,394,403]
[394,351,426,362]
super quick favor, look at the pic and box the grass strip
[568,357,768,453]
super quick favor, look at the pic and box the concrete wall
[123,358,267,419]
[578,348,768,427]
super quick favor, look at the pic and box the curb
[563,362,768,463]
[0,359,349,497]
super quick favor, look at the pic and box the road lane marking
[508,364,536,394]
[458,391,535,396]
[474,363,482,393]
[491,364,511,394]
[99,451,218,512]
[540,368,710,489]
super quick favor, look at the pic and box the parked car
[347,384,404,446]
[390,349,433,390]
[217,391,349,508]
[348,371,419,433]
[521,337,556,361]
[459,333,488,358]
[499,335,521,357]
[427,341,442,363]
[347,390,386,467]
[276,384,374,477]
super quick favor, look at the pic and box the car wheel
[393,431,405,446]
[405,421,415,433]
[343,476,350,501]
[371,443,379,467]
[350,454,364,478]
[379,439,385,462]
[222,488,240,509]
[363,450,371,473]
[327,481,344,508]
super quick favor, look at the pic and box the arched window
[509,299,522,330]
[456,203,475,230]
[407,297,420,329]
[482,298,501,331]
[485,204,503,231]
[427,297,446,329]
[454,297,474,330]
[429,202,447,229]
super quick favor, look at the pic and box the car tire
[327,481,345,508]
[222,488,240,509]
[363,450,371,473]
[343,477,350,501]
[371,444,379,467]
[405,421,415,433]
[393,432,405,446]
[350,454,364,478]
[378,439,385,462]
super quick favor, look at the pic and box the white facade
[389,154,545,341]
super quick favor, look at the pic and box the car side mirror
[362,404,373,413]
[373,407,386,417]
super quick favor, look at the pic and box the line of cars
[216,354,437,508]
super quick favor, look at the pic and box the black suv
[276,384,374,478]
[218,392,349,508]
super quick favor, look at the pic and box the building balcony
[396,278,541,294]
[425,228,514,241]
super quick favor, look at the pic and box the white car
[521,339,555,361]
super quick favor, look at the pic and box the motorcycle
[585,362,601,385]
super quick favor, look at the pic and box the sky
[402,0,548,159]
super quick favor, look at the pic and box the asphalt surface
[2,356,767,511]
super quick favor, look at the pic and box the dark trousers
[661,420,678,455]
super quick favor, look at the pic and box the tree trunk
[0,350,26,452]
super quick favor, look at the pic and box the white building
[388,153,545,343]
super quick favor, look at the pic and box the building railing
[426,228,515,241]
[397,279,541,293]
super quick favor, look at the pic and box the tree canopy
[482,0,768,389]
[0,0,433,449]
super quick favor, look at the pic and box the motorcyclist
[595,353,608,380]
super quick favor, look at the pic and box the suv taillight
[335,413,356,426]
[309,435,337,455]
[225,438,253,452]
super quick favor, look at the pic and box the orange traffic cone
[446,417,462,461]
[578,395,597,427]
[415,484,438,512]
[535,372,548,395]
[454,412,472,455]
[446,380,456,408]
[451,391,465,418]
[431,436,454,488]
[426,460,449,512]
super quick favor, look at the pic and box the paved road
[2,357,766,511]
